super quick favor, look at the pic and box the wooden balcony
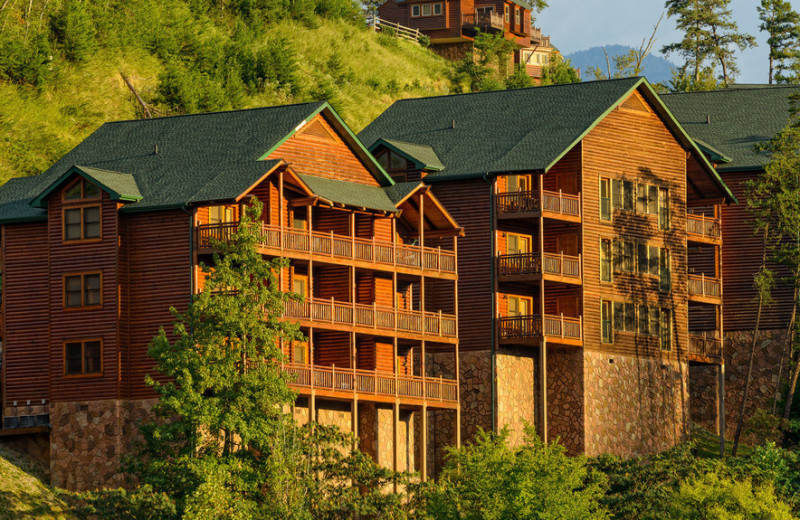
[497,314,582,346]
[495,190,581,222]
[497,252,582,284]
[688,273,722,305]
[283,363,459,409]
[284,299,457,344]
[462,11,504,32]
[687,214,721,244]
[688,332,723,364]
[197,222,457,279]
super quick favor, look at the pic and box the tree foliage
[758,0,800,84]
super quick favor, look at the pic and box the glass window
[422,3,431,15]
[613,302,624,332]
[507,233,531,255]
[624,302,636,332]
[600,239,612,282]
[508,295,531,317]
[64,206,101,241]
[85,274,101,306]
[64,182,83,200]
[65,340,102,375]
[412,4,420,16]
[65,273,102,308]
[84,181,100,198]
[649,245,659,276]
[65,276,82,307]
[507,174,530,192]
[623,241,634,272]
[292,341,308,363]
[638,304,649,334]
[65,208,82,240]
[433,2,442,15]
[83,207,100,238]
[648,185,658,214]
[660,308,671,350]
[515,7,521,25]
[601,300,613,343]
[504,4,510,22]
[649,306,660,336]
[292,208,308,230]
[65,343,83,375]
[660,248,671,291]
[293,274,308,298]
[637,183,647,213]
[658,188,669,229]
[64,178,100,200]
[612,179,621,209]
[389,151,406,170]
[84,341,102,373]
[600,178,611,221]
[623,180,634,211]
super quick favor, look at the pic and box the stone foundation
[496,346,535,446]
[547,348,585,454]
[49,399,156,491]
[689,364,720,433]
[583,351,688,456]
[430,42,471,62]
[456,350,491,443]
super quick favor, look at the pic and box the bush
[65,485,178,520]
[0,31,53,87]
[377,27,398,47]
[155,60,229,113]
[417,34,431,48]
[50,0,98,62]
[505,65,535,89]
[419,427,609,520]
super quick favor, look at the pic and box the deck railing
[689,332,723,360]
[498,314,582,342]
[462,11,504,31]
[495,190,580,218]
[197,222,456,274]
[687,213,721,240]
[284,298,457,338]
[542,190,581,217]
[497,252,581,279]
[688,273,721,300]
[283,363,458,403]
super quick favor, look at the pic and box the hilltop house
[359,77,735,455]
[0,102,462,490]
[663,86,800,438]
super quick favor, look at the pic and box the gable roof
[359,77,734,202]
[0,101,394,224]
[662,85,800,172]
[370,138,445,172]
[298,174,399,213]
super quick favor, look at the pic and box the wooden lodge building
[0,102,463,490]
[663,86,800,439]
[359,77,736,455]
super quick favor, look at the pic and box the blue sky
[537,0,791,84]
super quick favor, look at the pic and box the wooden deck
[283,363,459,409]
[688,332,723,364]
[197,223,457,279]
[687,213,722,245]
[495,190,581,222]
[497,314,583,346]
[688,273,722,305]
[284,299,458,344]
[497,252,581,284]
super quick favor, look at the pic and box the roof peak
[104,100,327,125]
[663,85,800,96]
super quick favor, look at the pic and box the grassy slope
[0,19,453,185]
[0,443,74,520]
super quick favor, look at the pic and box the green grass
[0,443,75,520]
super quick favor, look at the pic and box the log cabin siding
[123,210,191,399]
[315,265,350,302]
[268,115,381,187]
[428,179,492,351]
[581,100,689,359]
[3,222,50,406]
[720,171,793,331]
[313,331,351,368]
[48,189,120,402]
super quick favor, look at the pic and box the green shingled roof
[359,77,645,180]
[0,101,394,224]
[298,174,399,213]
[662,86,800,172]
[384,181,423,205]
[370,139,445,171]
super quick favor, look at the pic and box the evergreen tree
[662,0,714,85]
[759,0,800,84]
[539,52,581,85]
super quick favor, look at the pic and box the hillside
[566,44,675,84]
[0,0,455,185]
[0,443,73,520]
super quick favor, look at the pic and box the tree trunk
[731,230,769,456]
[769,55,774,85]
[781,282,799,444]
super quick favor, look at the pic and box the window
[515,7,521,26]
[601,300,613,343]
[638,304,649,334]
[623,241,634,273]
[64,206,101,241]
[636,183,648,214]
[507,295,531,317]
[504,4,510,22]
[292,341,309,364]
[507,174,531,192]
[507,232,531,255]
[658,187,669,230]
[659,248,671,291]
[649,307,660,336]
[600,178,611,221]
[65,340,102,376]
[624,302,636,332]
[613,302,624,332]
[293,273,309,298]
[433,2,442,14]
[659,308,671,350]
[209,205,234,225]
[623,180,634,211]
[64,273,101,308]
[649,245,659,276]
[648,185,658,214]
[63,178,100,201]
[412,4,420,16]
[600,239,612,282]
[292,208,308,230]
[422,3,431,16]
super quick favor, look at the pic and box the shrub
[378,27,398,47]
[65,485,178,520]
[417,34,431,48]
[50,0,98,62]
[155,60,229,113]
[0,31,53,87]
[505,65,535,89]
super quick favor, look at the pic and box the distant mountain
[565,45,676,84]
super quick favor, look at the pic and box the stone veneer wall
[583,351,688,456]
[688,364,720,433]
[495,346,535,446]
[50,399,156,491]
[547,348,585,455]
[430,42,471,62]
[455,350,491,443]
[723,329,787,439]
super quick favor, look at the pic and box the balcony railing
[283,363,458,404]
[495,190,580,219]
[197,223,456,274]
[688,273,721,300]
[689,332,723,360]
[497,252,581,279]
[284,298,457,338]
[498,314,582,342]
[687,214,721,241]
[462,11,504,31]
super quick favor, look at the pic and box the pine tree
[759,0,800,84]
[705,0,756,86]
[662,0,714,84]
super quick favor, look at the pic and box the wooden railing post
[560,313,565,338]
[701,272,706,296]
[373,301,377,329]
[560,251,564,275]
[438,310,442,336]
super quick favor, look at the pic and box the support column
[719,363,726,457]
[393,401,400,492]
[421,404,428,481]
[539,172,547,442]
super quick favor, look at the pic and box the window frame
[600,238,612,283]
[658,187,670,230]
[421,3,432,16]
[292,273,309,298]
[63,272,103,310]
[504,4,510,22]
[63,339,103,377]
[433,2,442,15]
[601,299,613,343]
[62,177,102,203]
[62,204,102,243]
[506,232,532,255]
[411,4,420,16]
[507,294,533,317]
[599,177,611,221]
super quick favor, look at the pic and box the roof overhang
[30,165,143,208]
